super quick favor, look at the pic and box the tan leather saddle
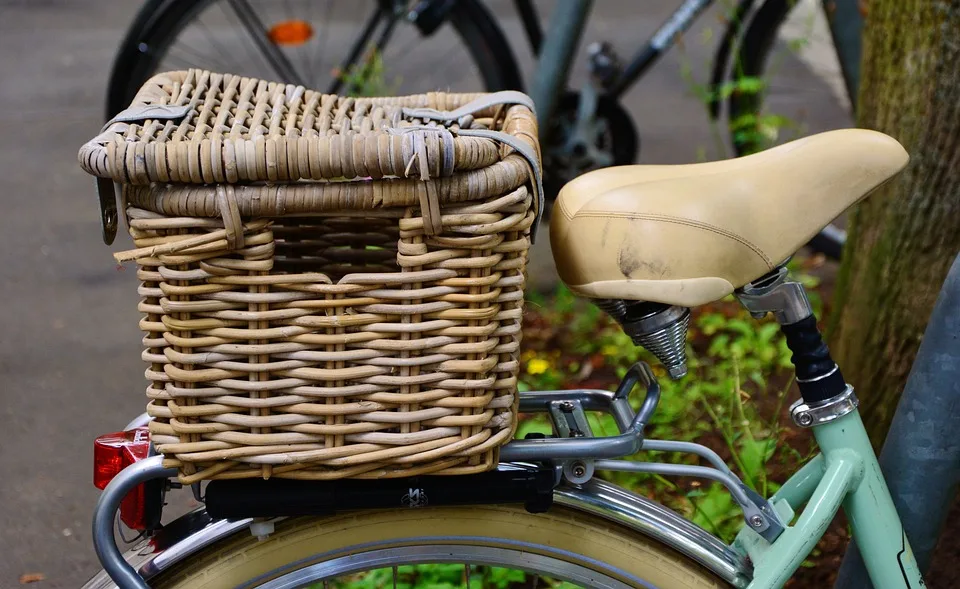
[550,129,908,307]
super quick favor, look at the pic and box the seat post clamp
[789,385,859,427]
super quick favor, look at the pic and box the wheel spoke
[219,0,274,75]
[309,0,335,88]
[327,6,383,95]
[227,0,304,84]
[344,9,400,95]
[193,14,236,71]
[165,45,232,71]
[428,39,479,91]
[158,10,233,73]
[283,0,311,86]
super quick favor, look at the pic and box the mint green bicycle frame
[735,409,923,588]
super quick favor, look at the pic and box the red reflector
[94,428,153,529]
[94,428,150,489]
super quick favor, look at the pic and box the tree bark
[830,0,960,446]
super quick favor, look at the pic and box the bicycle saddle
[551,129,908,307]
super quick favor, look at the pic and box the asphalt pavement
[0,0,848,586]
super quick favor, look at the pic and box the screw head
[558,401,575,412]
[797,412,813,426]
[749,515,764,528]
[572,463,587,478]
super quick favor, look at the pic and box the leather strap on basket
[401,90,535,124]
[402,91,545,242]
[457,127,544,243]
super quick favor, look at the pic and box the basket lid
[79,70,543,243]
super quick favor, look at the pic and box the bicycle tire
[105,0,522,119]
[726,0,846,260]
[151,505,728,588]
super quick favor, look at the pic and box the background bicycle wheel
[106,0,521,116]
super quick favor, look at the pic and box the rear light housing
[94,427,162,530]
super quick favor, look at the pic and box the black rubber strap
[781,316,847,403]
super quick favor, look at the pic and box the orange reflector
[268,20,314,46]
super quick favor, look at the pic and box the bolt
[749,515,765,528]
[572,463,587,478]
[558,401,575,412]
[797,412,814,426]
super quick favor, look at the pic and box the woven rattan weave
[79,69,541,482]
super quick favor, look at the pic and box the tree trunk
[830,0,960,446]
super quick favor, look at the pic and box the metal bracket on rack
[502,362,787,543]
[500,362,659,464]
[547,400,595,484]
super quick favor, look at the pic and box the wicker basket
[79,69,542,483]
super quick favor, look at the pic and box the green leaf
[787,37,809,52]
[734,76,766,95]
[739,438,776,488]
[689,485,740,540]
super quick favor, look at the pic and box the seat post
[736,267,857,428]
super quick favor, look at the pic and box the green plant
[339,49,400,97]
[675,0,817,158]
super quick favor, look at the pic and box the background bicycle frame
[479,0,862,130]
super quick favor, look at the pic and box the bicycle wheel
[726,0,853,259]
[106,0,521,118]
[152,506,727,588]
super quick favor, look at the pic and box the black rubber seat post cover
[781,315,848,404]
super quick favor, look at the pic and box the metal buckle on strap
[95,105,193,245]
[96,178,120,245]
